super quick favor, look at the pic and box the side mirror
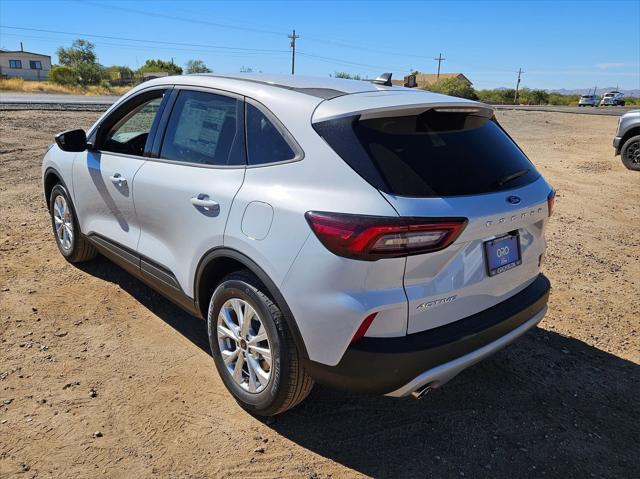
[55,129,87,152]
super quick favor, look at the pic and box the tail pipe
[411,384,432,400]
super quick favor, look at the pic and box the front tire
[207,271,314,416]
[620,135,640,171]
[49,184,97,262]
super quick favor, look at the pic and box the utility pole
[514,68,524,104]
[288,29,299,75]
[434,53,445,80]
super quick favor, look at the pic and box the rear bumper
[305,273,550,395]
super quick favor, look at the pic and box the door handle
[110,173,127,186]
[191,194,219,211]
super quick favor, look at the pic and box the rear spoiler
[312,90,493,123]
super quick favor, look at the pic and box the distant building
[0,48,52,80]
[400,73,472,89]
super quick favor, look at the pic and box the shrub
[422,78,478,100]
[74,63,105,86]
[138,59,183,75]
[477,88,516,104]
[334,71,363,80]
[49,65,76,85]
[517,88,550,105]
[104,65,134,81]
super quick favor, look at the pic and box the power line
[0,25,290,54]
[80,0,442,64]
[0,32,289,59]
[1,26,409,75]
[300,35,437,61]
[297,52,408,73]
[81,0,286,37]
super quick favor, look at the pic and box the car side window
[101,94,165,157]
[246,103,297,166]
[160,90,245,166]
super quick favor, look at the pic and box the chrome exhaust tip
[411,384,431,400]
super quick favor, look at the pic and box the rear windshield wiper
[495,168,529,187]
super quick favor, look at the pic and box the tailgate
[383,178,551,334]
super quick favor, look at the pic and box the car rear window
[313,109,540,197]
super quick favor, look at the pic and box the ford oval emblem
[506,195,521,205]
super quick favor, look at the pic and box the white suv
[42,73,553,416]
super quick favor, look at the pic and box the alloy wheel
[217,298,272,393]
[626,141,640,165]
[53,194,74,251]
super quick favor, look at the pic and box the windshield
[313,110,540,197]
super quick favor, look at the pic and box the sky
[1,0,639,91]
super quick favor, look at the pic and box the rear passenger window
[246,103,296,165]
[160,90,245,166]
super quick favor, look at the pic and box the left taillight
[305,211,467,261]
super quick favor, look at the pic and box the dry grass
[0,78,131,96]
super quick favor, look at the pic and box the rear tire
[207,270,314,416]
[49,184,97,263]
[620,135,640,171]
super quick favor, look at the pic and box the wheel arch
[43,166,69,206]
[194,247,309,360]
[619,126,640,154]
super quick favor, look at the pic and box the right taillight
[305,211,467,261]
[547,189,556,217]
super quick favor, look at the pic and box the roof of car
[116,73,487,127]
[190,72,400,99]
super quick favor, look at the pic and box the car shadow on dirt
[79,257,639,479]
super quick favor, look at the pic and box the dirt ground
[0,109,638,478]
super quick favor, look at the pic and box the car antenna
[372,72,393,86]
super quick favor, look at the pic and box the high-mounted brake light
[433,107,480,113]
[547,189,556,217]
[305,211,467,261]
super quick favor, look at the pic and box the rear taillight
[305,211,467,261]
[547,189,556,217]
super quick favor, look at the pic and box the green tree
[56,39,97,67]
[334,71,363,80]
[138,59,183,75]
[185,59,211,74]
[52,39,105,86]
[422,77,477,100]
[75,63,105,86]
